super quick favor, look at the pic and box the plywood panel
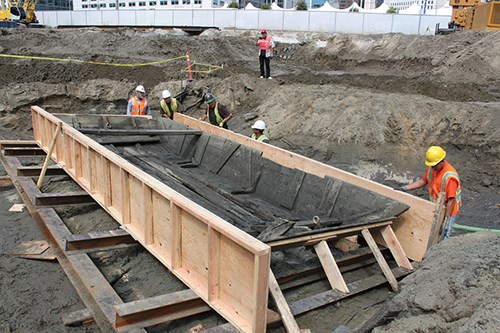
[109,163,123,220]
[151,191,172,265]
[128,175,146,242]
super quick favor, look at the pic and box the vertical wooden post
[361,228,399,292]
[427,192,446,249]
[37,122,62,189]
[208,227,221,302]
[121,169,131,224]
[171,201,182,269]
[144,184,153,245]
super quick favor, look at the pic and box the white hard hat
[135,85,146,93]
[251,120,266,131]
[162,90,171,99]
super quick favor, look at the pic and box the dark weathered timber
[17,165,67,177]
[4,147,46,156]
[79,129,202,136]
[65,229,136,251]
[35,192,94,207]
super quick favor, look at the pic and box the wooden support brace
[65,229,136,251]
[79,129,202,136]
[35,191,94,207]
[0,140,38,150]
[361,228,399,292]
[62,308,95,327]
[17,165,66,177]
[379,225,413,270]
[427,192,446,249]
[314,240,349,293]
[113,289,211,330]
[268,269,301,333]
[37,122,62,188]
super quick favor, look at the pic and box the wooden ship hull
[30,106,437,333]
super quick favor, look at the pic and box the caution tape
[181,61,224,74]
[0,53,187,67]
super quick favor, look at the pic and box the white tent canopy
[245,2,258,10]
[312,2,339,11]
[399,3,422,14]
[365,3,390,13]
[271,2,283,10]
[339,2,361,12]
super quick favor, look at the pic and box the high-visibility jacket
[129,97,149,115]
[257,36,274,57]
[251,133,269,143]
[424,161,462,216]
[160,98,178,118]
[207,102,223,125]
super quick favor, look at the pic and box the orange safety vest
[426,161,462,216]
[258,36,272,51]
[130,96,148,115]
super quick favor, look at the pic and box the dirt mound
[369,233,500,333]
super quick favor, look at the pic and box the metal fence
[36,9,450,35]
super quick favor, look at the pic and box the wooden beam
[361,229,399,292]
[17,165,66,177]
[3,147,46,156]
[0,140,37,150]
[379,226,413,270]
[65,229,136,251]
[37,122,62,188]
[62,309,94,327]
[114,290,211,330]
[266,221,392,250]
[79,129,202,136]
[314,241,349,293]
[0,175,13,187]
[35,191,94,207]
[268,269,301,333]
[427,192,446,250]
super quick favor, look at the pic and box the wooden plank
[361,229,398,292]
[35,192,94,206]
[427,192,446,250]
[314,241,349,293]
[62,309,94,327]
[16,165,66,177]
[3,147,46,156]
[0,140,37,149]
[114,290,211,330]
[0,175,13,187]
[79,129,202,136]
[175,114,435,262]
[268,269,301,333]
[65,229,136,251]
[37,122,62,188]
[266,221,392,250]
[379,226,413,270]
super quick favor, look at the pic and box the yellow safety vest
[160,98,178,118]
[251,133,269,143]
[207,102,223,125]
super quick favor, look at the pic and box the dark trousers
[259,55,271,78]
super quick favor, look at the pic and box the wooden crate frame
[31,106,271,333]
[174,113,435,262]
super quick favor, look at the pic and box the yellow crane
[0,0,39,27]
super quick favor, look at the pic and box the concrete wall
[36,9,450,35]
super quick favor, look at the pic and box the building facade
[384,0,448,11]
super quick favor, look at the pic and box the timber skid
[1,139,414,333]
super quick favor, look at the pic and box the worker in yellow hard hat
[398,146,462,240]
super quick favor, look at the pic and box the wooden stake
[37,122,62,188]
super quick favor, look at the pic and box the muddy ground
[0,28,499,333]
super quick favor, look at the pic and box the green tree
[228,1,239,9]
[350,7,359,12]
[387,7,398,13]
[296,0,307,10]
[260,3,271,9]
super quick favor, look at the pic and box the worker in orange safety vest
[255,29,275,79]
[399,146,462,240]
[127,85,151,116]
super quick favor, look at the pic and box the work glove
[219,122,224,127]
[395,185,408,192]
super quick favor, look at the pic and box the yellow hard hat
[425,146,446,166]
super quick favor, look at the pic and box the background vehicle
[1,0,40,28]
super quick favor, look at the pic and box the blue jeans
[440,215,457,240]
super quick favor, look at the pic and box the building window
[90,3,97,7]
[160,0,167,4]
[182,0,190,4]
[194,0,201,4]
[149,1,157,5]
[82,4,88,7]
[139,1,146,5]
[119,2,126,6]
[129,2,136,6]
[171,0,179,4]
[99,3,106,7]
[109,2,116,7]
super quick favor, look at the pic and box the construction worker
[160,90,184,120]
[250,120,269,143]
[199,93,233,129]
[399,146,462,240]
[256,29,275,79]
[127,85,151,116]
